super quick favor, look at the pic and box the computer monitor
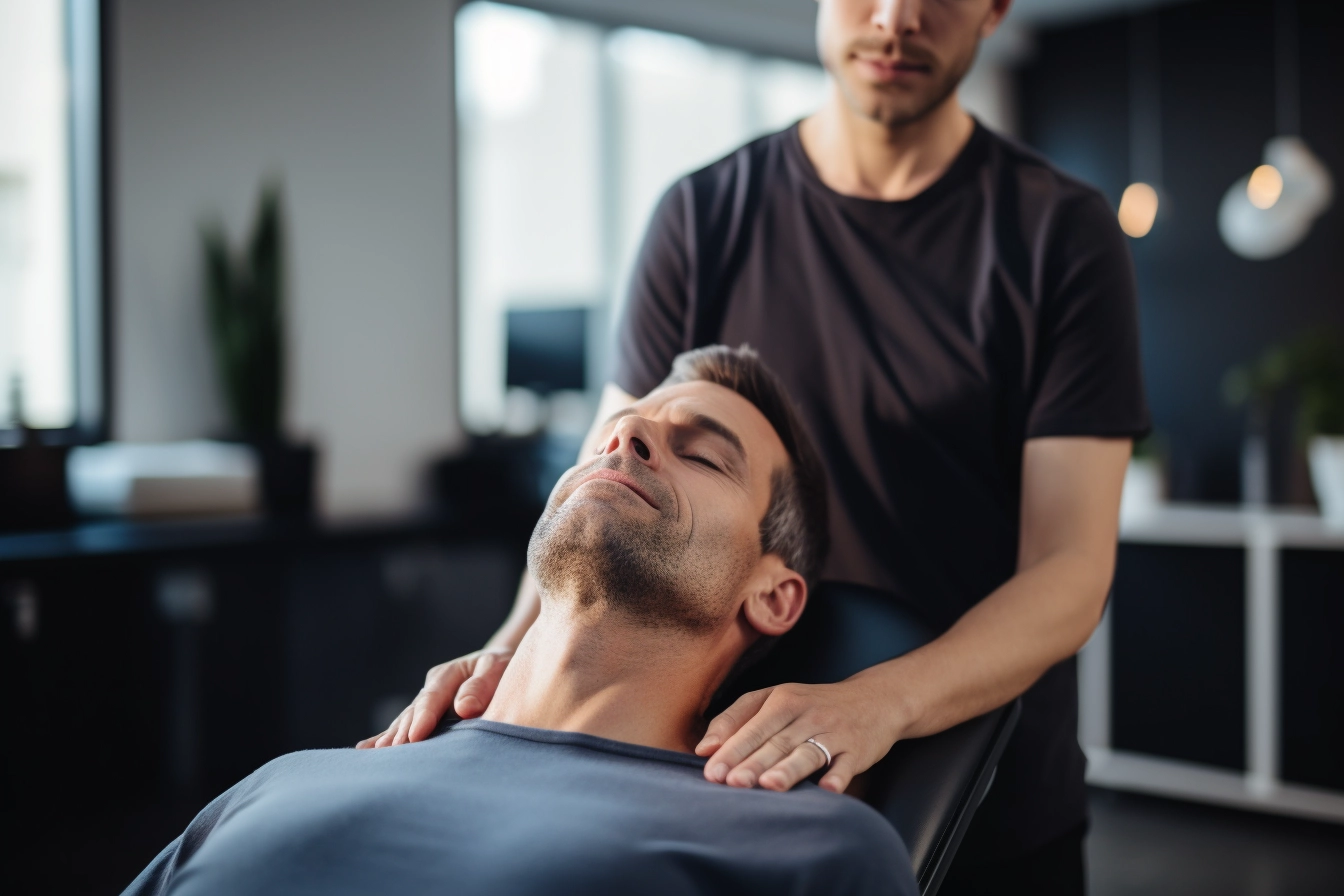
[505,307,587,396]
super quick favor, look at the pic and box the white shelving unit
[1080,504,1344,823]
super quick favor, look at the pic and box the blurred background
[1,0,1342,893]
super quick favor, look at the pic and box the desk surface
[0,513,482,564]
[6,503,1341,563]
[1120,503,1344,549]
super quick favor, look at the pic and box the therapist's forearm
[861,548,1112,741]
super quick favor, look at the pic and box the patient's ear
[742,554,807,637]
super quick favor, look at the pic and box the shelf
[1086,747,1344,825]
[1088,504,1344,823]
[1121,503,1344,550]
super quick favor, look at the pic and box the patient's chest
[167,725,912,896]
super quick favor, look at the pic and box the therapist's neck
[798,88,974,201]
[483,600,742,753]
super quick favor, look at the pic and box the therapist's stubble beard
[527,456,756,634]
[826,32,978,129]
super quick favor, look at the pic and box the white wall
[114,0,462,517]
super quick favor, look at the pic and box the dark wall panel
[1280,549,1344,791]
[1111,544,1246,770]
[1020,0,1344,502]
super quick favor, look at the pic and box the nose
[601,416,661,470]
[872,0,920,34]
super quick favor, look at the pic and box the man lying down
[124,345,917,896]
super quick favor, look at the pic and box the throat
[801,95,974,201]
[482,607,725,754]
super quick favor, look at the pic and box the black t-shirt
[613,120,1150,863]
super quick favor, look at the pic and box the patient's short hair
[658,345,829,586]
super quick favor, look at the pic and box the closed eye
[686,455,721,472]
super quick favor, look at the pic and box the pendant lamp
[1218,0,1334,260]
[1117,13,1163,239]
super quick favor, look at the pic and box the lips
[575,467,661,511]
[855,55,931,81]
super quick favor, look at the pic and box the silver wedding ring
[805,737,833,768]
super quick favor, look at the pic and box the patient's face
[528,381,789,631]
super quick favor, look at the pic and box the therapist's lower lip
[857,58,929,82]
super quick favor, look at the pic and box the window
[0,0,104,439]
[455,1,827,434]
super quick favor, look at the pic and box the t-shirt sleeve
[119,777,250,896]
[612,179,692,398]
[1025,188,1152,440]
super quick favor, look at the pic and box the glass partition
[455,1,826,434]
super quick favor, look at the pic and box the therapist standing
[362,0,1149,892]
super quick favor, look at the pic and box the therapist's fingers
[368,707,411,749]
[449,650,510,722]
[357,720,395,748]
[818,753,861,794]
[394,658,473,746]
[757,739,832,792]
[703,686,814,783]
[356,721,396,749]
[390,704,418,746]
[725,719,824,788]
[695,688,773,757]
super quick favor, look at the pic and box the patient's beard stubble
[527,468,745,633]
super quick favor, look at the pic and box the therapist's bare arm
[358,383,638,748]
[876,436,1130,735]
[698,436,1131,792]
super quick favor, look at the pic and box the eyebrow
[683,412,746,463]
[603,407,747,465]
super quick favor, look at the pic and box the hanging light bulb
[1246,165,1284,209]
[1218,0,1334,260]
[1120,14,1164,240]
[1220,137,1333,260]
[1118,182,1160,238]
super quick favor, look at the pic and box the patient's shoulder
[738,784,916,894]
[785,783,910,852]
[812,789,917,892]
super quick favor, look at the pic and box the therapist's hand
[694,674,907,794]
[355,648,513,749]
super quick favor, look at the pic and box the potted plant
[1121,433,1168,523]
[1295,334,1344,526]
[202,182,315,518]
[1224,331,1344,524]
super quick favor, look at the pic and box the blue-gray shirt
[124,719,915,895]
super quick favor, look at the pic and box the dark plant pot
[0,441,74,532]
[253,439,317,520]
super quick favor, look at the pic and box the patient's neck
[483,602,734,753]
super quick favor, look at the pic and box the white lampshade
[1219,136,1334,260]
